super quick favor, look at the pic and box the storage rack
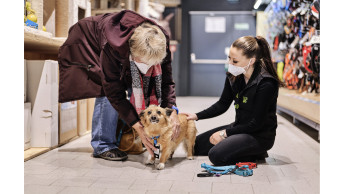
[264,0,320,136]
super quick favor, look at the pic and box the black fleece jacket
[196,65,279,142]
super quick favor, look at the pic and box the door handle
[191,53,227,64]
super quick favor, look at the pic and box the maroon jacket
[58,10,176,126]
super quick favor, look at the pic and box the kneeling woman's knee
[208,148,226,166]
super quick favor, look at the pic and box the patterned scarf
[130,60,162,114]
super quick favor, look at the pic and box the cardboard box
[59,101,78,144]
[26,60,59,148]
[87,98,95,131]
[77,99,88,136]
[24,103,31,150]
[24,59,27,102]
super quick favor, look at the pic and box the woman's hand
[209,130,227,145]
[170,110,181,140]
[182,112,198,121]
[132,121,156,158]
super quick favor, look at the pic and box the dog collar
[151,135,160,145]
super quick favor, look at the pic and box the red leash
[236,162,257,169]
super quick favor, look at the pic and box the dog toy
[25,1,38,29]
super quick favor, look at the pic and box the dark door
[189,11,256,96]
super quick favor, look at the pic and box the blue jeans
[91,96,118,156]
[91,89,132,156]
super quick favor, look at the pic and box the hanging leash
[197,163,255,177]
[115,119,127,147]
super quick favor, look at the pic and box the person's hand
[132,121,156,158]
[170,110,181,141]
[209,130,226,145]
[181,112,198,121]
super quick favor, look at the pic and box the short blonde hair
[129,22,167,65]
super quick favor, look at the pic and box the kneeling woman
[184,36,284,166]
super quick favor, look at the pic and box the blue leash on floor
[198,163,253,177]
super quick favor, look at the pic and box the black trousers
[194,124,272,166]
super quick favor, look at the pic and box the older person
[58,10,180,161]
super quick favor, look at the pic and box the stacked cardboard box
[59,101,78,144]
[24,103,31,150]
[26,60,59,148]
[87,98,95,131]
[77,99,88,136]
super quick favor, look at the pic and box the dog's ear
[139,111,146,125]
[139,111,145,118]
[165,108,174,117]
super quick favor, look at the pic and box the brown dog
[139,105,197,170]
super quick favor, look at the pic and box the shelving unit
[24,26,66,54]
[277,88,320,137]
[262,0,320,138]
[24,0,93,161]
[91,8,123,15]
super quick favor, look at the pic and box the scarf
[130,60,162,114]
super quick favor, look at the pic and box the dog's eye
[157,111,161,115]
[148,111,152,115]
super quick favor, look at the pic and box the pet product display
[24,1,38,29]
[265,0,320,93]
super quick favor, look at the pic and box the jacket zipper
[70,62,94,71]
[239,82,256,97]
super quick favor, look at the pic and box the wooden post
[126,0,135,10]
[100,0,107,9]
[55,0,70,37]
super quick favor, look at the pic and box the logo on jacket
[243,96,248,103]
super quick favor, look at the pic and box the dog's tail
[187,120,197,134]
[184,120,197,157]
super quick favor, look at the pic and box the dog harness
[152,135,160,145]
[197,163,254,177]
[151,135,160,159]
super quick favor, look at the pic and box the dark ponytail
[255,36,284,87]
[230,36,284,86]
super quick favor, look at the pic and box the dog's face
[139,105,174,135]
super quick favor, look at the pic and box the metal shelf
[277,105,320,131]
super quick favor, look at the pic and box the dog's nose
[151,116,157,120]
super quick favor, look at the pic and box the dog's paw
[187,156,194,160]
[156,163,165,170]
[145,159,155,165]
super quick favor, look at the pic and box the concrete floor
[24,97,320,194]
